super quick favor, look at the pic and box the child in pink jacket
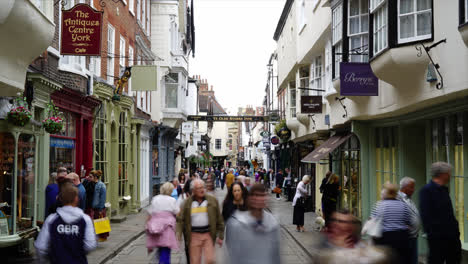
[146,182,180,264]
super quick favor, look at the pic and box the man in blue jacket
[419,162,461,264]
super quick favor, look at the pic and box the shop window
[397,0,432,43]
[94,103,108,184]
[118,112,128,197]
[17,134,35,232]
[452,113,465,243]
[0,133,15,236]
[375,127,398,200]
[432,118,448,162]
[50,112,76,174]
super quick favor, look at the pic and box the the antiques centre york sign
[340,63,379,96]
[61,4,103,56]
[187,115,269,122]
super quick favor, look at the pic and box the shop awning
[301,133,353,163]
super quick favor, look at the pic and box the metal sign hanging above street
[187,115,269,122]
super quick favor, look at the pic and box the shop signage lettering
[301,96,322,114]
[61,4,103,56]
[50,138,75,149]
[187,115,269,122]
[340,63,378,96]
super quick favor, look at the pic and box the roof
[273,0,294,41]
[198,94,227,115]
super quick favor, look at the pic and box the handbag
[362,204,383,238]
[297,196,306,208]
[94,217,111,234]
[273,187,282,194]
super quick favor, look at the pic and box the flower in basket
[42,101,64,134]
[7,97,32,127]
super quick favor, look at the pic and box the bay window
[398,0,432,43]
[289,81,296,118]
[165,73,179,109]
[348,0,369,62]
[332,3,343,78]
[311,56,323,95]
[299,66,309,96]
[371,1,388,55]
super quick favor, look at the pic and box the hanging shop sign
[50,137,75,149]
[269,112,280,122]
[301,96,323,113]
[271,136,280,145]
[260,131,271,137]
[61,4,103,56]
[187,115,269,122]
[340,63,378,96]
[182,122,193,134]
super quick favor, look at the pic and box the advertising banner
[340,63,379,96]
[61,4,103,56]
[300,96,322,113]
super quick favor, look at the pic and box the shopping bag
[94,217,111,234]
[273,187,282,194]
[361,217,382,238]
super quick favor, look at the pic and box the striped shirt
[371,199,412,232]
[191,199,210,233]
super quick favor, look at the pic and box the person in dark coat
[322,174,340,225]
[275,169,284,200]
[420,162,461,264]
[222,182,248,222]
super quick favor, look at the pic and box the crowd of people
[34,161,463,264]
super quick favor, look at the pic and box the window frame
[371,1,388,56]
[289,81,297,119]
[397,0,432,44]
[348,0,369,63]
[215,139,222,150]
[299,66,310,96]
[311,56,323,95]
[129,0,135,15]
[459,0,468,26]
[165,72,179,109]
[119,36,126,67]
[332,2,347,79]
[107,24,115,85]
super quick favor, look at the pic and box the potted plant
[7,97,32,127]
[42,101,63,134]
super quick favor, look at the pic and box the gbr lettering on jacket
[57,224,80,235]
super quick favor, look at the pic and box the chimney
[210,85,213,91]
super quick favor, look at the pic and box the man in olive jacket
[177,179,224,264]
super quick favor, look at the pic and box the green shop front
[93,83,141,217]
[352,96,468,256]
[0,73,60,249]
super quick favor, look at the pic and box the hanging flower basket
[7,97,32,127]
[42,101,63,134]
[42,116,63,134]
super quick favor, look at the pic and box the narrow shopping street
[103,189,316,264]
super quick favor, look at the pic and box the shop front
[0,73,60,249]
[50,88,100,176]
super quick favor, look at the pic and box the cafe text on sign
[61,4,103,56]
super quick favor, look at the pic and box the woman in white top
[292,175,311,232]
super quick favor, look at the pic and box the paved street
[104,187,316,264]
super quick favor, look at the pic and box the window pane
[0,133,15,236]
[350,17,360,34]
[400,0,413,14]
[361,15,369,32]
[165,84,178,108]
[350,0,359,16]
[17,134,35,232]
[361,0,369,12]
[417,0,431,11]
[400,15,415,39]
[417,12,431,36]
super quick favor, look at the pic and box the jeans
[215,177,220,188]
[158,247,171,264]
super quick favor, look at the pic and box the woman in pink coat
[146,182,180,264]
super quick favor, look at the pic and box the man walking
[177,179,224,264]
[35,182,97,263]
[226,184,281,264]
[275,169,284,200]
[67,172,86,211]
[398,177,420,264]
[220,168,226,190]
[420,162,461,264]
[215,168,221,189]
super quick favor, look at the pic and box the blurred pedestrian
[176,179,224,264]
[90,170,108,242]
[226,168,235,190]
[322,174,340,224]
[275,169,284,200]
[222,182,248,222]
[292,175,310,232]
[45,172,58,217]
[146,182,180,264]
[320,171,332,194]
[371,182,412,264]
[220,168,226,190]
[398,177,420,264]
[82,173,96,217]
[420,162,461,264]
[46,167,72,217]
[67,173,86,211]
[215,168,221,189]
[206,173,215,196]
[35,182,96,263]
[244,177,252,191]
[226,184,281,264]
[171,178,181,200]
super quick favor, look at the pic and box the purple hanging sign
[340,62,378,96]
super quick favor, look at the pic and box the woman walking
[222,182,248,222]
[82,172,96,217]
[322,174,340,225]
[293,175,311,232]
[146,182,180,264]
[371,183,412,264]
[90,170,108,242]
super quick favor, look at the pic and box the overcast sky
[189,0,284,114]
